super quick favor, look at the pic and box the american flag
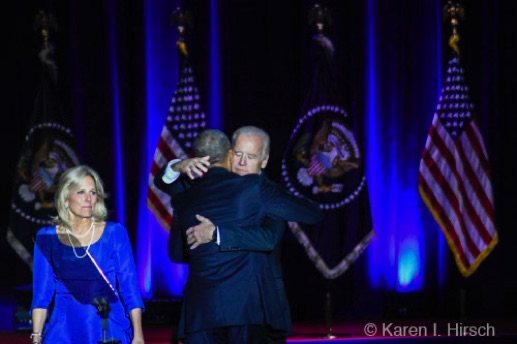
[418,55,497,277]
[147,50,207,230]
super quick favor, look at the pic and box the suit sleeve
[259,179,324,224]
[168,214,189,263]
[153,164,192,196]
[154,164,191,263]
[218,217,285,252]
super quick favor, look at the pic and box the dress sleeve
[112,223,145,314]
[31,227,56,310]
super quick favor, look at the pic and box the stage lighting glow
[397,241,420,291]
[210,0,222,129]
[107,0,125,226]
[365,0,445,292]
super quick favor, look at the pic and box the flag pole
[444,0,468,322]
[307,7,337,338]
[324,280,336,339]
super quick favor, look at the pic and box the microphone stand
[94,298,121,344]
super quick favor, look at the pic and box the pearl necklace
[65,222,96,259]
[65,220,95,238]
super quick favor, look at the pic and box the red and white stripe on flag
[147,127,189,230]
[418,56,497,277]
[147,62,207,230]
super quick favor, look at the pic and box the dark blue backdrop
[1,0,515,323]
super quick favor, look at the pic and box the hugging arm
[260,181,324,225]
[153,164,193,196]
[153,157,210,195]
[217,217,285,252]
[185,215,284,252]
[185,177,321,251]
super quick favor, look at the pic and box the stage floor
[1,319,516,344]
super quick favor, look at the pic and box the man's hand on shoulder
[186,214,216,249]
[174,156,210,179]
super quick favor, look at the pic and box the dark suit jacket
[155,166,323,337]
[216,175,292,335]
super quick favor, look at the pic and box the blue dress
[31,222,144,344]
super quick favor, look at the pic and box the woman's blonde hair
[53,165,108,228]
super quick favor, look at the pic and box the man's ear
[226,150,233,167]
[261,155,269,169]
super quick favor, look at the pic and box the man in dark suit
[154,129,322,343]
[179,126,294,343]
[160,126,300,343]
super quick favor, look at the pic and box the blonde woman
[30,165,144,344]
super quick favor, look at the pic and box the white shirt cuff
[215,226,220,245]
[162,159,182,184]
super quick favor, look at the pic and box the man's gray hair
[193,129,231,164]
[231,126,270,158]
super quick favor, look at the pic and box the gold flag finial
[33,11,57,45]
[33,10,58,83]
[443,1,465,56]
[170,7,193,58]
[308,3,332,35]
